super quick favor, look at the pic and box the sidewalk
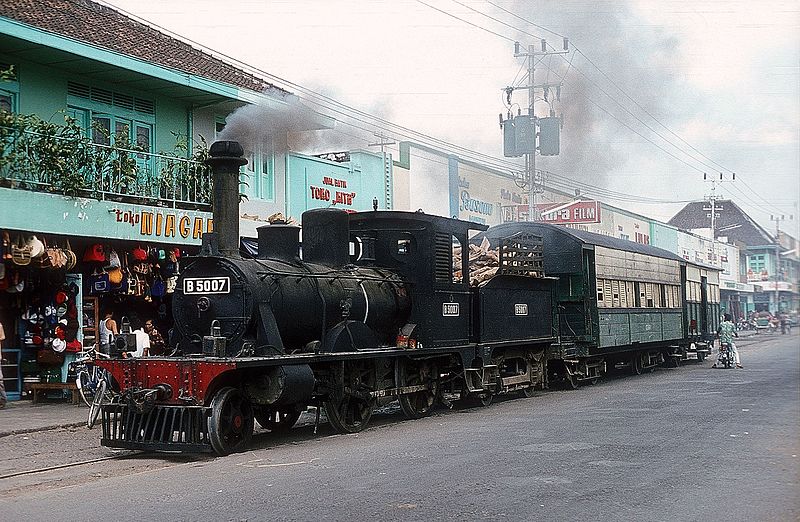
[0,400,87,437]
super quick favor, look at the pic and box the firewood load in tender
[455,233,545,286]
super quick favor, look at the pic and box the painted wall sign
[287,151,389,217]
[537,200,601,224]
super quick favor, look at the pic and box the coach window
[611,280,620,307]
[596,278,605,306]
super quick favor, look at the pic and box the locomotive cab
[349,211,487,349]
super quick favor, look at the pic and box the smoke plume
[501,1,679,184]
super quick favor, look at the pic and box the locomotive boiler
[172,210,411,357]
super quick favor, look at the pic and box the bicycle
[72,345,118,428]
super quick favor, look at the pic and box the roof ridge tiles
[0,0,287,96]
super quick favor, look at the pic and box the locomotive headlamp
[112,316,138,356]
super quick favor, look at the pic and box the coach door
[700,276,709,335]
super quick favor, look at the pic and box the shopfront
[0,188,209,401]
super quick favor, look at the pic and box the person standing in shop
[0,321,7,409]
[98,310,118,354]
[144,320,165,356]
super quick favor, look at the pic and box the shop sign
[309,176,357,208]
[460,190,494,217]
[113,209,213,240]
[287,153,387,216]
[537,200,601,224]
[758,281,794,292]
[746,268,770,282]
[0,188,212,245]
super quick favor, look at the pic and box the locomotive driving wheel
[324,361,377,434]
[399,359,439,419]
[254,406,303,434]
[208,387,254,455]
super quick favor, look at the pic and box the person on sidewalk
[98,310,118,354]
[0,321,7,409]
[714,313,743,369]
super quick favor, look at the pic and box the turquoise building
[0,0,391,400]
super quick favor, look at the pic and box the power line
[412,0,516,42]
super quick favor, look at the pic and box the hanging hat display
[52,337,67,353]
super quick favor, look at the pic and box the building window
[0,63,19,114]
[0,90,14,113]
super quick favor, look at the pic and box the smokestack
[204,141,247,257]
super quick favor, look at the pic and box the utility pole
[770,213,793,313]
[368,133,396,210]
[703,172,734,267]
[509,38,569,221]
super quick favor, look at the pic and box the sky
[103,0,799,237]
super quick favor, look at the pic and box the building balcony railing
[0,126,212,210]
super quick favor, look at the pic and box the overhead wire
[104,0,784,219]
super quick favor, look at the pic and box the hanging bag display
[107,249,121,268]
[27,235,45,259]
[83,243,106,263]
[123,254,136,296]
[64,240,77,270]
[132,273,146,297]
[151,274,166,298]
[132,246,148,262]
[89,269,110,295]
[1,231,10,261]
[11,235,32,266]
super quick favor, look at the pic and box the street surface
[0,332,797,521]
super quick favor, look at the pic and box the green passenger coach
[478,222,722,384]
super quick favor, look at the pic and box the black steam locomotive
[97,141,719,455]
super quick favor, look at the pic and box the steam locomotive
[96,141,720,455]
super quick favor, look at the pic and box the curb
[0,422,87,439]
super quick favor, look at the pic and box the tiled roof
[0,0,285,96]
[667,200,775,247]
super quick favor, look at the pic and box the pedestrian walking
[0,321,7,408]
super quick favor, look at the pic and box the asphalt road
[1,332,797,521]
